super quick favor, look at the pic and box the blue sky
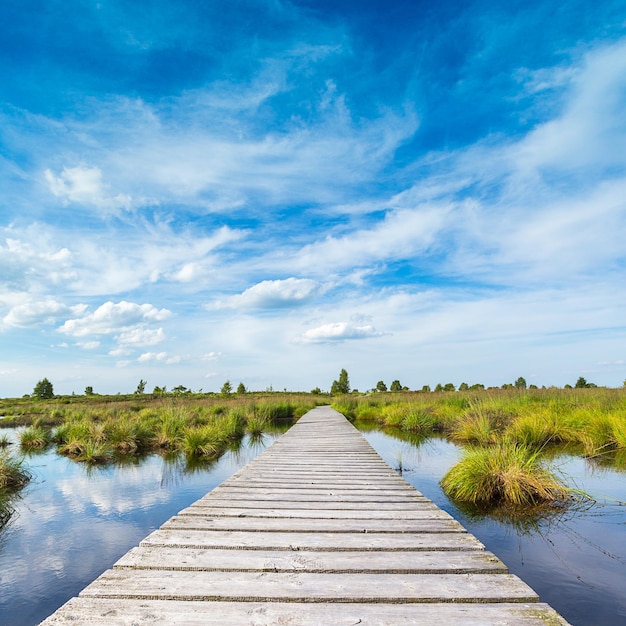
[1,0,626,396]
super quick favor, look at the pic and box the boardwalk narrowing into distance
[41,406,569,625]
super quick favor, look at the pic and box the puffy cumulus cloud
[297,321,386,343]
[2,297,87,328]
[44,165,136,212]
[137,351,181,364]
[214,278,322,309]
[117,327,165,347]
[0,233,76,290]
[58,301,170,339]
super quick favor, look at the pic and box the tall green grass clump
[0,452,31,489]
[401,407,438,434]
[578,411,626,456]
[331,397,358,420]
[449,400,512,445]
[441,443,569,508]
[151,412,186,450]
[19,426,51,449]
[104,415,152,454]
[182,425,223,458]
[506,408,575,449]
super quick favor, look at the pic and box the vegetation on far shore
[2,371,625,517]
[332,384,626,512]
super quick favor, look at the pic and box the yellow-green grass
[0,451,31,489]
[441,443,570,508]
[19,426,51,449]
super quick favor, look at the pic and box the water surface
[1,425,625,625]
[0,430,278,625]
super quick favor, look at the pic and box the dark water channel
[0,424,625,625]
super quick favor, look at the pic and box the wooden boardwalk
[41,406,569,625]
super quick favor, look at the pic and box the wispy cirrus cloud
[1,1,625,396]
[44,165,136,212]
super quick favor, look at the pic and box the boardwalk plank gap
[40,406,570,625]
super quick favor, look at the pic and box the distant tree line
[26,372,611,400]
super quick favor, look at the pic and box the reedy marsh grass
[3,394,320,466]
[0,451,31,490]
[334,387,625,509]
[19,425,51,449]
[440,443,570,508]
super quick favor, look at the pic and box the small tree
[331,369,350,395]
[443,382,456,392]
[515,376,527,390]
[221,380,233,397]
[420,385,431,393]
[390,380,402,392]
[236,382,247,395]
[134,379,147,395]
[375,380,388,392]
[84,385,94,396]
[458,382,469,391]
[33,378,54,399]
[434,383,443,392]
[311,387,321,395]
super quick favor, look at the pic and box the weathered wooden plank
[161,515,464,533]
[140,529,485,551]
[220,480,415,491]
[39,599,571,625]
[115,547,507,574]
[178,504,443,518]
[191,498,431,510]
[79,570,539,603]
[201,490,425,502]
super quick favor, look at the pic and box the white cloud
[297,321,386,343]
[513,41,626,174]
[117,327,165,347]
[1,233,77,290]
[292,207,448,274]
[214,278,321,309]
[137,351,168,362]
[76,341,100,349]
[45,165,135,212]
[2,298,86,328]
[57,302,169,351]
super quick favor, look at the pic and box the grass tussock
[19,426,51,449]
[0,452,32,489]
[441,443,570,508]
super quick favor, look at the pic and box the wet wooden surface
[40,406,569,625]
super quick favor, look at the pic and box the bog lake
[0,423,625,625]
